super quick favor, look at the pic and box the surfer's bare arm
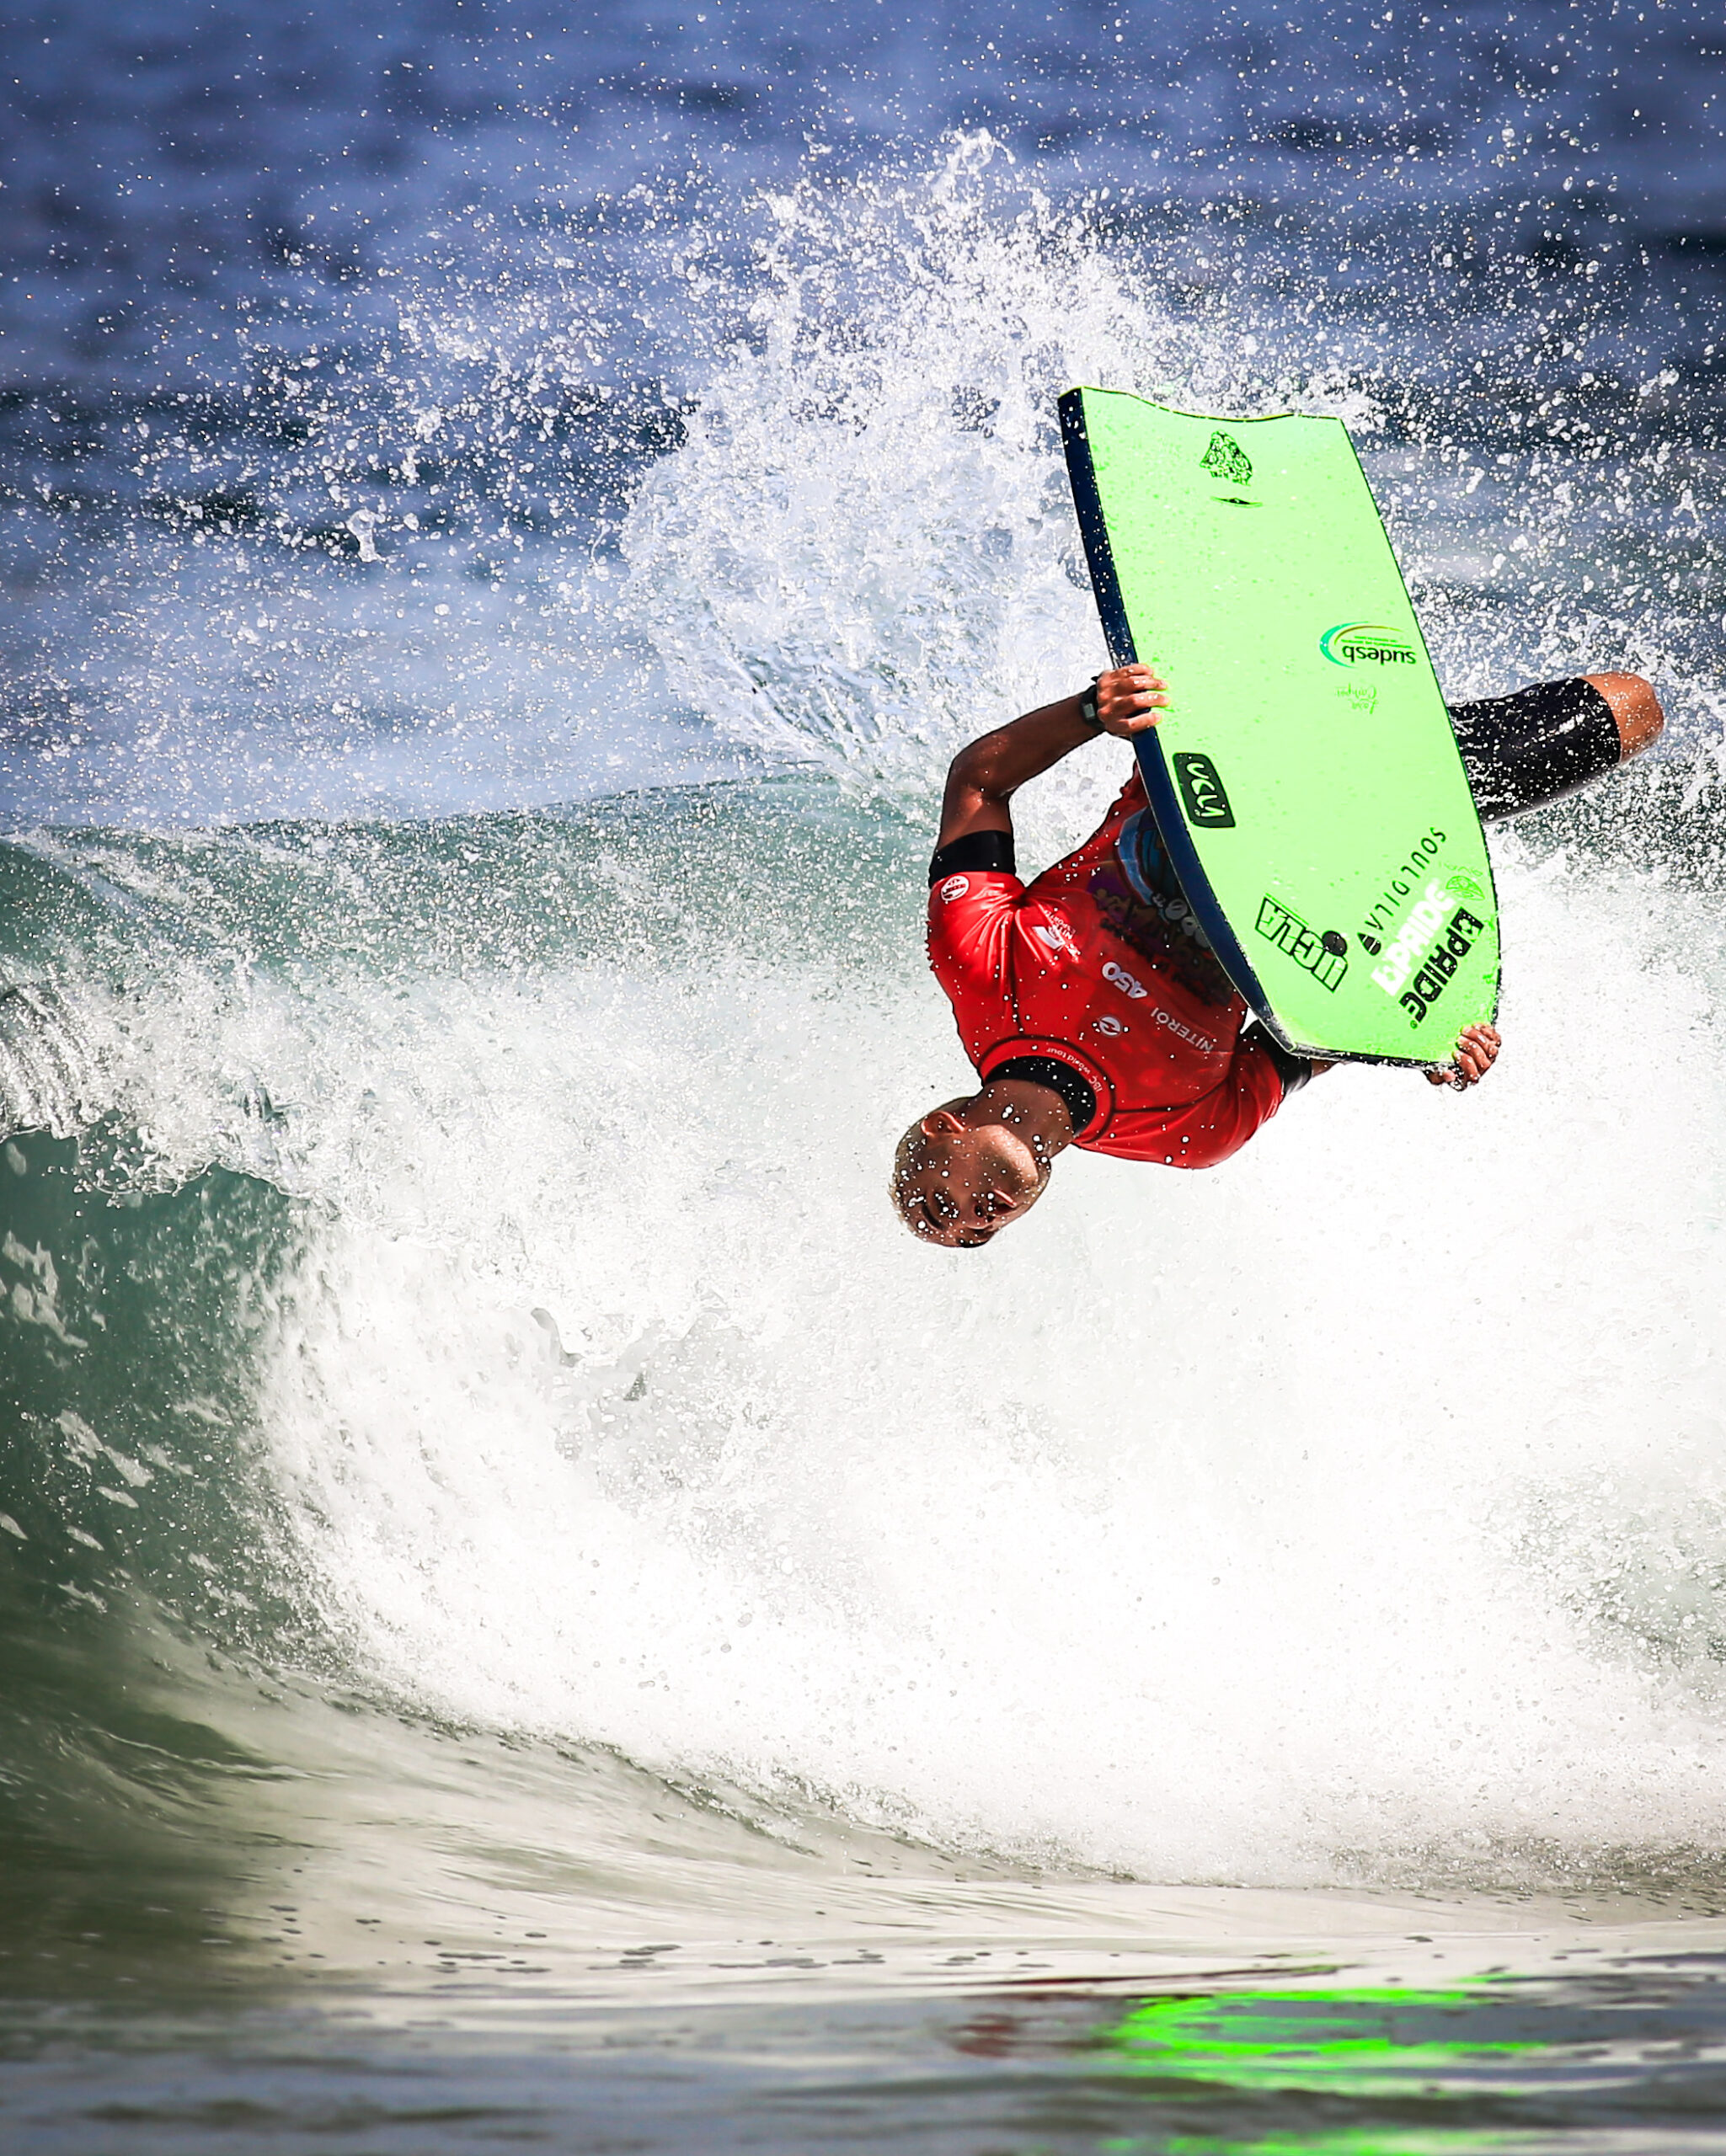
[1424,1022,1501,1089]
[935,665,1168,852]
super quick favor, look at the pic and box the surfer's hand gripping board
[1061,387,1501,1069]
[1425,1022,1500,1090]
[1093,664,1172,737]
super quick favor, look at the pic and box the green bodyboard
[1060,387,1499,1066]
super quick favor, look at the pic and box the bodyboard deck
[1060,387,1499,1066]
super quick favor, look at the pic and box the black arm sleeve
[929,829,1018,883]
[1242,1021,1312,1099]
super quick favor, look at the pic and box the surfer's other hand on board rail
[1426,1022,1501,1091]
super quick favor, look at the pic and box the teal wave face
[3,764,1726,1968]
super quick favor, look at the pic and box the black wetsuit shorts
[1447,675,1619,822]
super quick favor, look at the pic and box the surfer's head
[890,1097,1052,1249]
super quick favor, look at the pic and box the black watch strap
[1077,676,1103,729]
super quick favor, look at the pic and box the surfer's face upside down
[892,1095,1055,1248]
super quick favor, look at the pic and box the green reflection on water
[1103,1986,1533,2098]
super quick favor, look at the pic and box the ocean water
[3,3,1726,2149]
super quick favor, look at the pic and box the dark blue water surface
[1,0,1723,824]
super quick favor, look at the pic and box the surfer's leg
[1447,673,1664,822]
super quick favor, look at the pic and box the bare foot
[1584,671,1665,762]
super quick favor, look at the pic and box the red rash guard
[926,771,1290,1169]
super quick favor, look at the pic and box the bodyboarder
[892,665,1664,1247]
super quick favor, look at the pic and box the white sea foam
[613,137,1384,837]
[185,820,1725,1888]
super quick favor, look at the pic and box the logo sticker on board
[1320,622,1418,668]
[1255,895,1349,992]
[1388,908,1488,1027]
[1370,881,1476,1000]
[1200,431,1253,488]
[1173,751,1235,829]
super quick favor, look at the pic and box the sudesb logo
[1320,622,1418,669]
[1173,752,1235,828]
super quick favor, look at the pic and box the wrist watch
[1078,677,1103,729]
